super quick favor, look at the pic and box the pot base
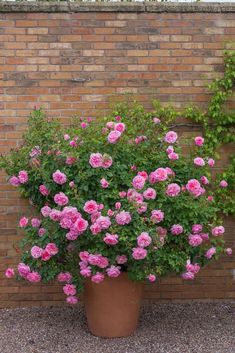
[84,273,143,338]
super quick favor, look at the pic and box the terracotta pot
[84,272,143,338]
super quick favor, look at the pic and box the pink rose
[192,224,203,233]
[63,284,76,296]
[73,217,88,233]
[64,134,70,140]
[137,232,152,248]
[132,247,147,260]
[54,192,69,206]
[138,171,148,180]
[132,175,146,190]
[205,247,216,259]
[116,255,127,265]
[156,227,167,237]
[149,168,168,183]
[171,224,183,235]
[19,216,29,228]
[52,170,67,185]
[90,223,101,235]
[182,272,195,280]
[119,191,126,198]
[166,183,181,197]
[194,136,204,146]
[186,179,203,197]
[9,176,20,186]
[5,268,15,278]
[31,218,41,228]
[137,202,147,214]
[107,130,121,144]
[226,248,232,256]
[164,131,178,144]
[168,152,179,160]
[31,246,43,259]
[200,176,209,185]
[102,154,113,168]
[107,209,114,217]
[147,274,156,282]
[200,233,209,241]
[29,146,41,158]
[103,233,119,245]
[166,145,174,154]
[66,157,77,165]
[135,135,147,144]
[207,196,214,202]
[27,272,41,283]
[115,202,121,210]
[153,117,161,124]
[186,260,200,274]
[60,218,73,230]
[208,158,215,167]
[220,180,228,188]
[151,210,164,223]
[114,122,125,133]
[66,231,79,241]
[106,266,121,278]
[45,243,58,256]
[211,226,225,237]
[88,255,109,269]
[79,251,90,261]
[188,234,203,247]
[18,263,30,278]
[18,170,28,184]
[115,115,121,121]
[143,188,156,200]
[83,200,98,214]
[106,122,115,129]
[69,181,75,188]
[49,210,62,222]
[39,185,49,196]
[96,216,111,230]
[80,267,92,278]
[41,250,51,261]
[194,157,205,167]
[89,153,103,168]
[81,122,88,128]
[57,272,72,283]
[69,140,77,148]
[100,178,109,188]
[91,272,104,284]
[115,211,132,225]
[66,296,78,304]
[41,206,52,217]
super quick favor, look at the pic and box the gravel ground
[0,302,234,353]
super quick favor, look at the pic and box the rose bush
[0,103,232,304]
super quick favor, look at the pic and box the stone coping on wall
[0,1,235,13]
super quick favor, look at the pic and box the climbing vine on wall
[112,51,235,216]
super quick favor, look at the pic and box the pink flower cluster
[149,168,168,183]
[182,260,200,280]
[9,170,28,186]
[31,242,58,261]
[106,122,125,144]
[89,153,112,169]
[17,263,41,283]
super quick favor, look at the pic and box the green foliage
[0,51,234,297]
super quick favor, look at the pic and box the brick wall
[0,3,234,308]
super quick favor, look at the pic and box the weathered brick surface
[0,5,234,307]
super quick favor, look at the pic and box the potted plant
[0,102,232,338]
